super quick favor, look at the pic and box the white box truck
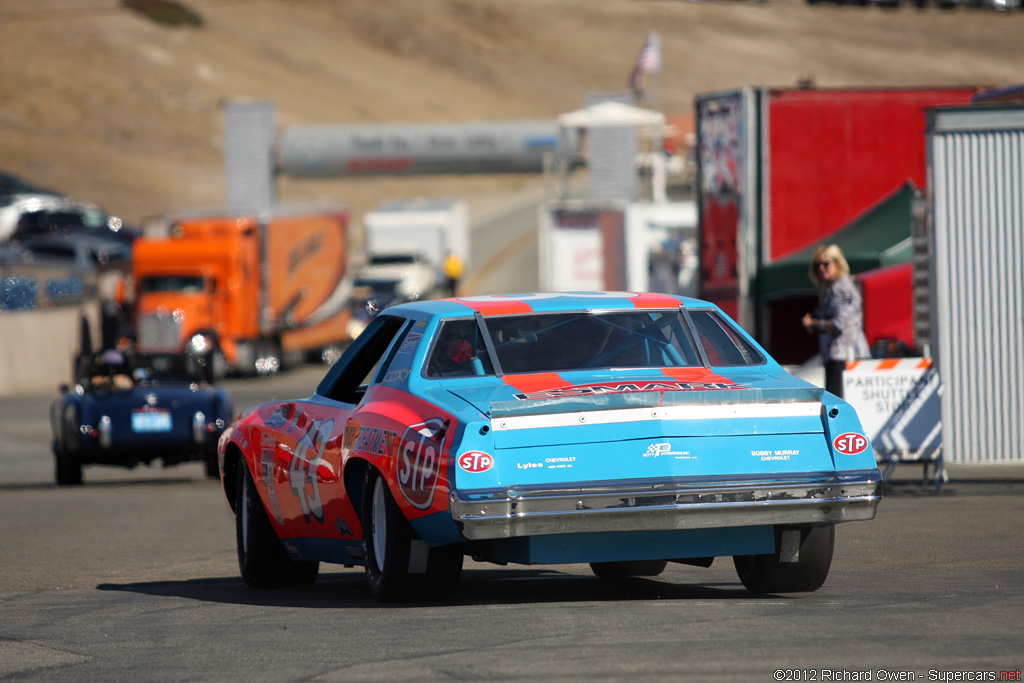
[362,198,469,267]
[358,198,470,300]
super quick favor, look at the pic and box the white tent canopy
[557,101,666,128]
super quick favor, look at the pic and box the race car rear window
[425,310,765,377]
[489,311,705,373]
[688,310,764,366]
[427,310,710,376]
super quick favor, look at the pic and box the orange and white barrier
[843,358,942,471]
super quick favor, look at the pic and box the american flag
[629,31,661,97]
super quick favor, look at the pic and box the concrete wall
[0,302,98,397]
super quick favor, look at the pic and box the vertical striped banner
[223,101,277,211]
[927,107,1024,464]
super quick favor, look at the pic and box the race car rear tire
[236,461,319,588]
[589,560,668,579]
[361,468,462,602]
[733,524,834,594]
[54,443,82,486]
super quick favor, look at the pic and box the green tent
[757,180,917,301]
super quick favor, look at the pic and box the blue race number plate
[132,410,172,433]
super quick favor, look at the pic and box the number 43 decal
[288,418,334,523]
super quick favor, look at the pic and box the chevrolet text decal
[514,379,740,401]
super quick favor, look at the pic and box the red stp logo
[458,451,494,473]
[398,418,446,510]
[833,432,869,455]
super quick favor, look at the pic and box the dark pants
[824,360,846,398]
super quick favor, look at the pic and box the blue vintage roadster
[51,351,233,484]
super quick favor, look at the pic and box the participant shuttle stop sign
[843,358,944,485]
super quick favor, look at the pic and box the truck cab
[132,219,264,378]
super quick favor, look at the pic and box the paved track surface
[1,365,1022,682]
[2,206,1021,681]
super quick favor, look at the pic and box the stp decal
[398,417,447,509]
[833,432,869,455]
[458,451,494,473]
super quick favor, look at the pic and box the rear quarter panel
[226,399,360,551]
[341,384,462,540]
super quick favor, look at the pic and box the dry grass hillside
[1,0,1023,229]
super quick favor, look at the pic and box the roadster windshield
[425,310,763,378]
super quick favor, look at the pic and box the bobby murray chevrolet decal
[514,380,741,401]
[751,448,799,462]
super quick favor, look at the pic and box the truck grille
[138,313,182,352]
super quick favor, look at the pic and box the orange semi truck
[132,207,353,377]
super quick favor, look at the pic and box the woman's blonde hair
[808,244,851,288]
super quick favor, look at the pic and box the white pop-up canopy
[557,101,666,128]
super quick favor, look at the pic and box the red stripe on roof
[660,367,735,385]
[501,372,571,394]
[631,292,684,309]
[455,298,534,315]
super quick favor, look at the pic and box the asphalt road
[1,364,1022,682]
[2,205,1022,681]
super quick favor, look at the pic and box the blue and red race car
[217,292,881,600]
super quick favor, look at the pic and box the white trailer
[537,199,696,295]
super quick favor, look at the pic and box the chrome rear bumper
[450,469,882,541]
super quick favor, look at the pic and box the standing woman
[802,244,869,398]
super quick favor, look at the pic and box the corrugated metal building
[926,105,1024,464]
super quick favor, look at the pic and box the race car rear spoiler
[489,385,825,420]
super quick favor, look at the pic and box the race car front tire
[361,468,462,602]
[733,524,835,594]
[236,461,319,588]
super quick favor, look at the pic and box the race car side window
[317,315,407,404]
[688,310,765,366]
[425,317,495,378]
